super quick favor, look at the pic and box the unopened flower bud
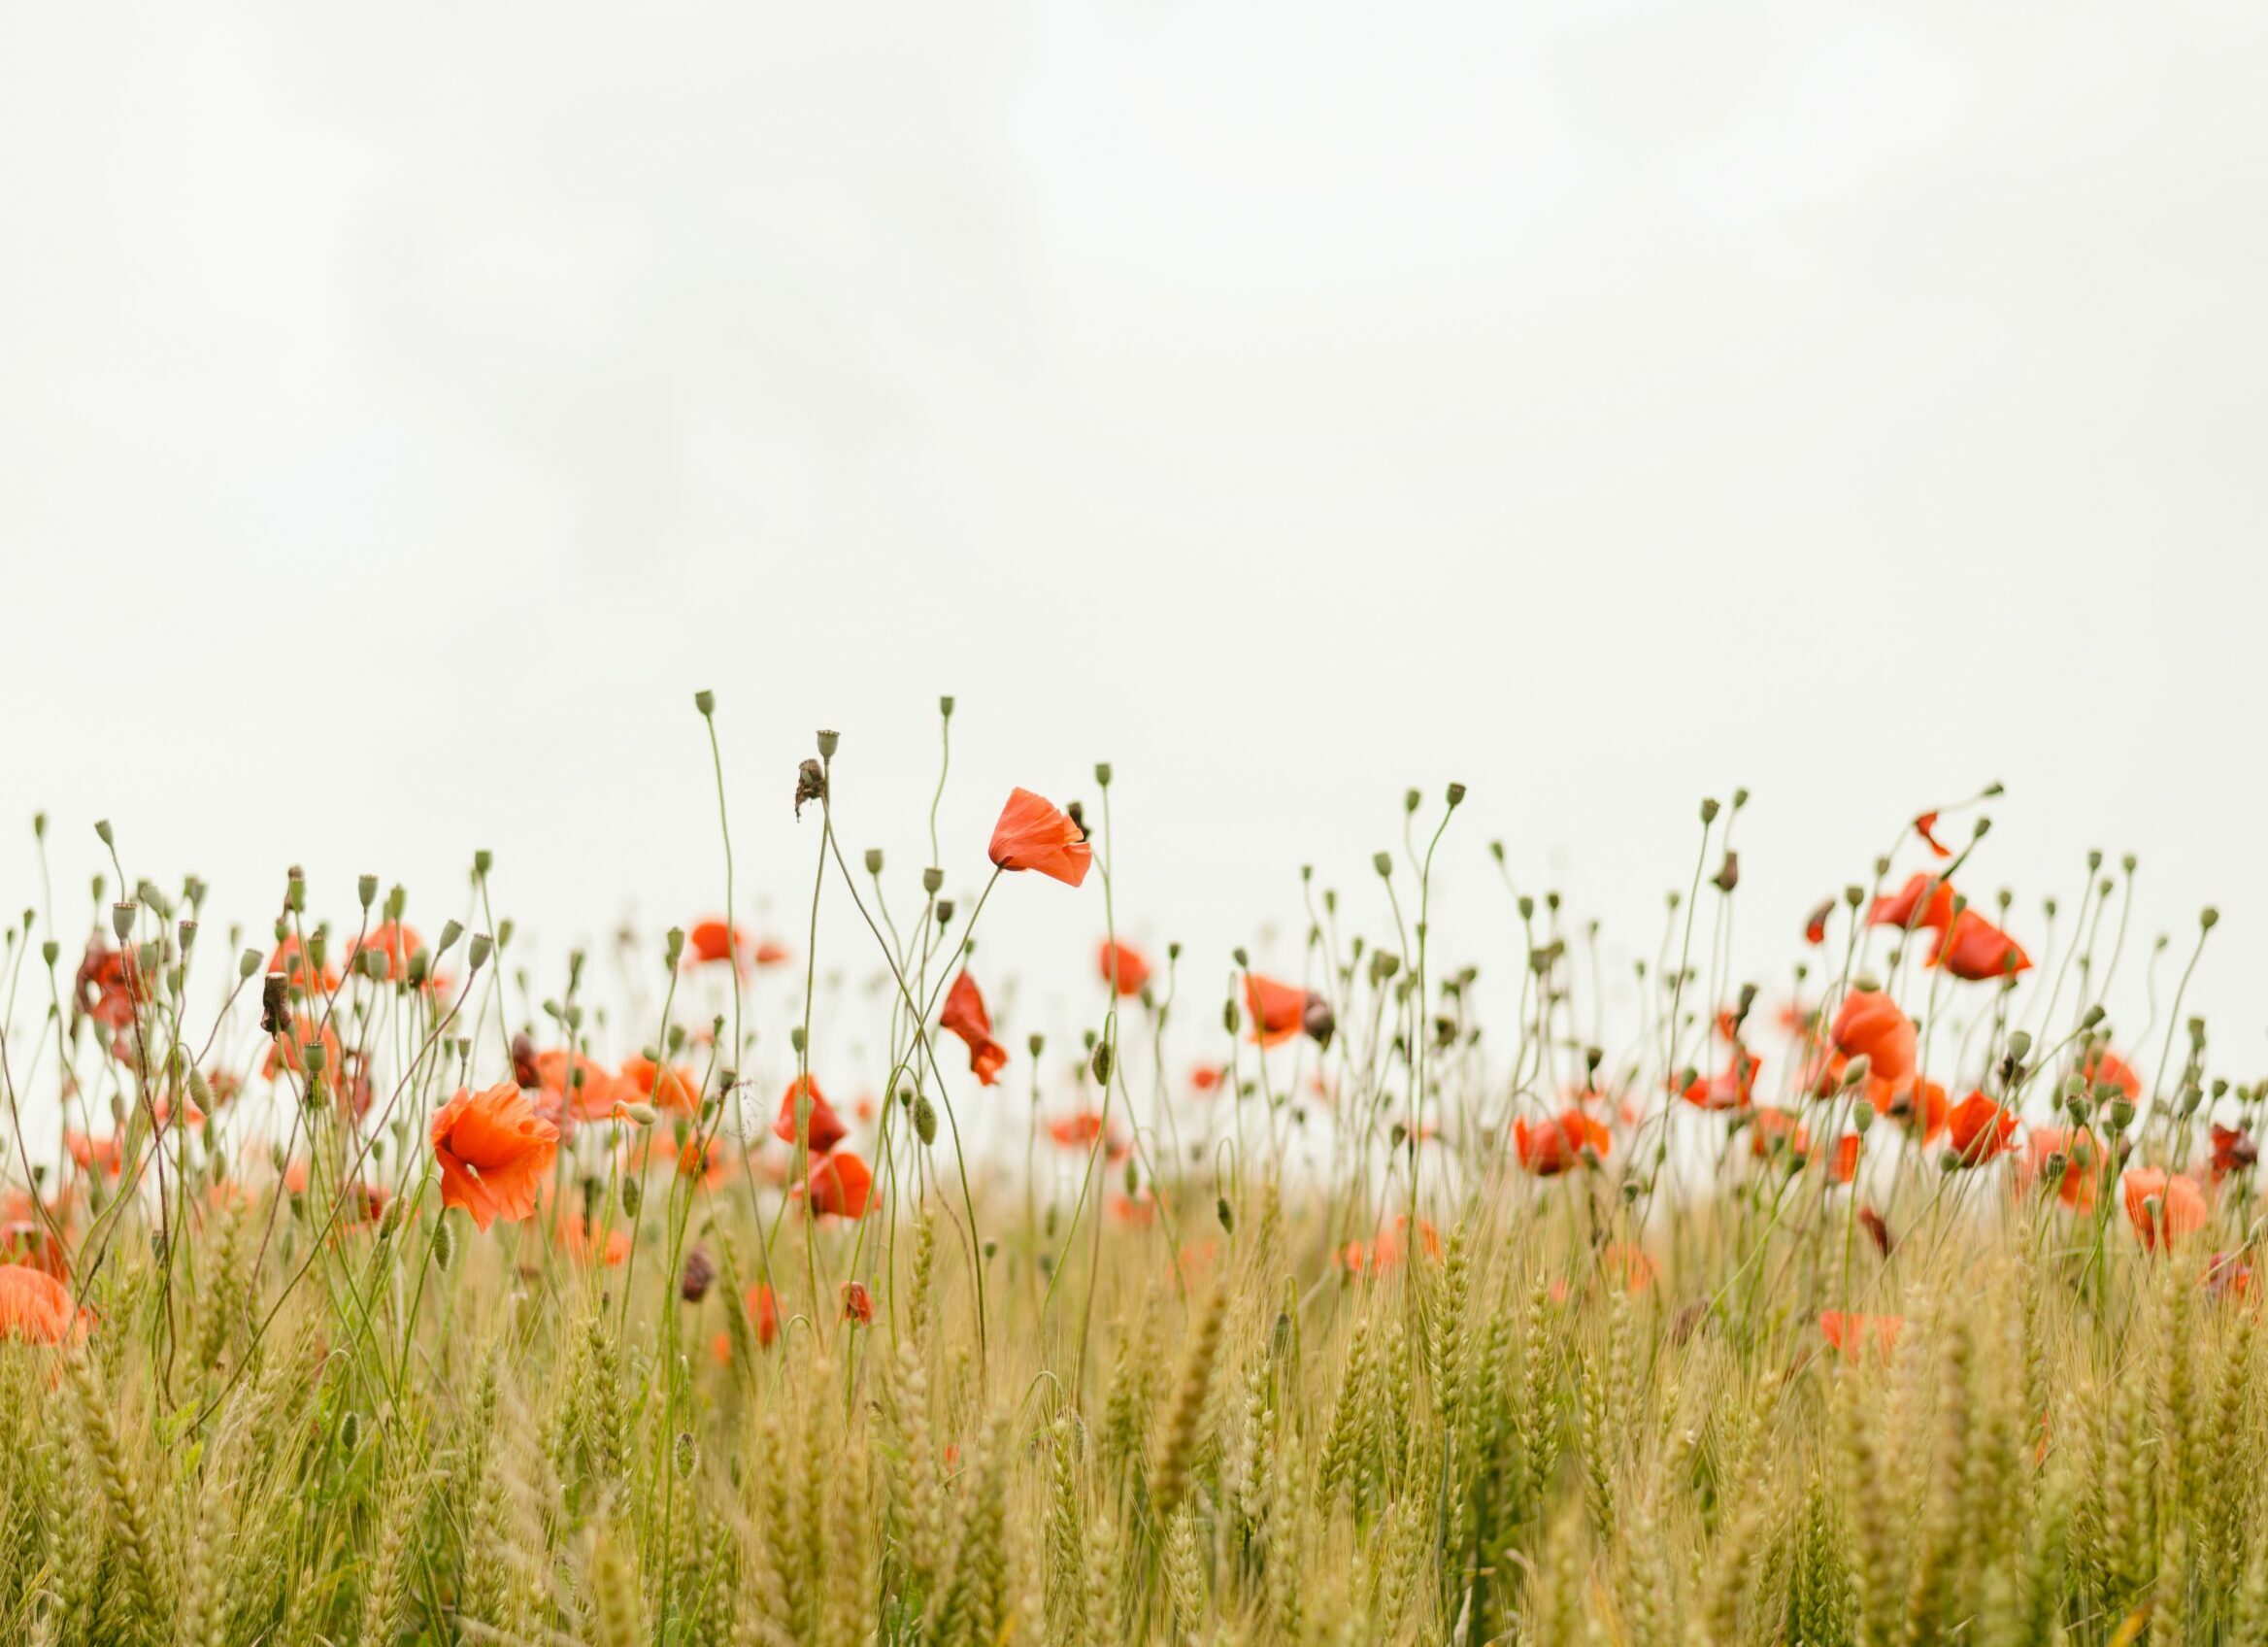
[1217,1194,1234,1233]
[621,1177,643,1216]
[1851,1103,1875,1135]
[1090,1041,1114,1086]
[1373,852,1393,878]
[913,1093,938,1146]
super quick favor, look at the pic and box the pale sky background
[3,1,2266,1096]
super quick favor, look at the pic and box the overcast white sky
[3,1,2266,1083]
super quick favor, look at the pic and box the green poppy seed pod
[1090,1041,1114,1086]
[664,927,684,969]
[111,901,135,941]
[864,848,884,875]
[813,729,840,762]
[1122,1159,1140,1198]
[1851,1102,1875,1135]
[2180,1085,2203,1117]
[789,1025,806,1055]
[1223,999,1242,1035]
[468,932,493,971]
[936,899,955,925]
[473,849,494,877]
[1970,816,1991,839]
[432,1218,455,1270]
[1217,1194,1234,1233]
[621,1177,643,1216]
[435,920,462,956]
[2086,849,2104,872]
[377,1195,404,1242]
[694,689,716,716]
[357,873,378,910]
[2106,1096,2136,1131]
[1373,852,1393,878]
[2201,906,2220,930]
[1403,788,1420,814]
[1027,1032,1045,1058]
[31,812,45,840]
[1446,782,1466,806]
[362,948,387,980]
[137,941,158,979]
[385,885,406,923]
[1094,761,1113,787]
[1731,786,1751,810]
[177,919,197,954]
[2007,1029,2032,1061]
[913,1093,938,1146]
[408,948,432,986]
[303,1041,329,1077]
[1699,797,1719,824]
[922,867,944,895]
[239,947,260,980]
[41,940,58,966]
[306,930,327,971]
[94,818,114,847]
[939,694,955,719]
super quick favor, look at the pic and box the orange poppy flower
[841,1281,874,1325]
[350,923,449,991]
[74,941,147,1032]
[1946,1092,2018,1165]
[684,919,750,970]
[1513,1107,1611,1177]
[1339,1215,1441,1276]
[0,1264,88,1346]
[534,1051,636,1122]
[672,1137,736,1190]
[1750,1107,1805,1160]
[1929,910,2031,983]
[939,971,1008,1086]
[987,789,1091,887]
[1868,874,1956,935]
[430,1081,560,1232]
[774,1075,848,1155]
[1829,989,1917,1090]
[0,1223,67,1283]
[1243,974,1308,1047]
[65,1131,122,1178]
[800,1152,874,1219]
[264,1017,343,1084]
[266,935,340,996]
[1819,1310,1902,1361]
[2121,1168,2208,1251]
[281,1160,389,1224]
[2211,1125,2258,1183]
[1047,1110,1130,1160]
[620,1056,700,1115]
[557,1215,632,1267]
[1803,898,1834,947]
[1189,1064,1224,1094]
[1109,1191,1156,1227]
[1099,941,1151,997]
[2021,1126,2099,1213]
[1822,1133,1864,1184]
[2080,1048,2143,1102]
[1912,811,1952,858]
[1873,1078,1950,1145]
[734,1282,780,1349]
[1601,1241,1655,1294]
[1681,1046,1760,1112]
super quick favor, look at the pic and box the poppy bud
[1090,1041,1114,1086]
[663,927,684,969]
[94,819,114,847]
[1223,999,1241,1035]
[111,902,135,941]
[939,695,954,719]
[432,1218,455,1270]
[434,920,462,957]
[681,1245,717,1302]
[1094,761,1113,787]
[41,940,57,966]
[469,933,493,971]
[2202,906,2220,931]
[624,1102,660,1127]
[864,848,884,875]
[2007,1029,2032,1062]
[913,1093,938,1146]
[1373,852,1393,878]
[1699,797,1719,824]
[1122,1158,1139,1197]
[1217,1194,1234,1233]
[1446,782,1466,806]
[31,813,44,840]
[359,948,385,981]
[621,1178,643,1217]
[1851,1103,1874,1135]
[1402,789,1420,815]
[694,689,716,716]
[816,729,839,759]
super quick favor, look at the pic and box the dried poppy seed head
[816,728,839,759]
[468,932,493,971]
[111,902,135,941]
[921,867,944,894]
[794,758,826,817]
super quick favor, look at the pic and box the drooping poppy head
[2121,1168,2208,1252]
[1829,989,1917,1090]
[2211,1125,2258,1184]
[1946,1092,2018,1165]
[1244,974,1307,1047]
[1868,874,1957,935]
[987,789,1091,887]
[800,1152,874,1219]
[1099,940,1151,998]
[841,1281,875,1325]
[1929,910,2031,983]
[0,1264,89,1346]
[684,918,750,970]
[774,1075,848,1155]
[429,1081,560,1232]
[1513,1107,1611,1177]
[939,970,1008,1086]
[1819,1310,1902,1362]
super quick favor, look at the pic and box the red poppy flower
[75,940,148,1031]
[532,1051,637,1122]
[1868,873,1957,934]
[1188,1064,1224,1094]
[1819,1310,1902,1361]
[800,1152,874,1219]
[620,1056,700,1115]
[1601,1241,1655,1294]
[266,934,340,996]
[1244,974,1307,1047]
[1803,898,1834,947]
[1823,1133,1864,1184]
[1681,1046,1760,1112]
[1857,1204,1894,1258]
[1338,1215,1441,1276]
[747,1282,780,1348]
[1047,1110,1130,1160]
[1109,1191,1156,1227]
[430,1081,560,1232]
[1513,1107,1611,1177]
[264,1018,343,1084]
[2021,1126,2099,1213]
[1913,811,1952,858]
[282,1160,389,1225]
[2122,1168,2208,1251]
[1750,1107,1804,1160]
[754,939,791,967]
[684,919,750,970]
[841,1281,874,1325]
[939,971,1008,1086]
[350,923,448,991]
[774,1075,848,1155]
[2211,1125,2257,1183]
[1946,1092,2018,1164]
[1829,989,1917,1090]
[65,1131,122,1178]
[2080,1048,2143,1102]
[1928,910,2031,983]
[0,1222,67,1283]
[0,1264,89,1346]
[987,789,1091,887]
[1873,1078,1950,1145]
[1099,940,1151,997]
[557,1215,632,1267]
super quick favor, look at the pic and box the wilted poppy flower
[1244,975,1307,1047]
[1913,811,1952,858]
[1929,910,2031,983]
[266,935,340,996]
[620,1056,700,1115]
[1829,989,1917,1090]
[841,1281,875,1325]
[1946,1092,2018,1165]
[1681,1046,1760,1112]
[774,1075,848,1155]
[684,919,750,971]
[680,1245,717,1302]
[1857,1204,1894,1258]
[1514,1107,1611,1177]
[0,1264,88,1346]
[64,1131,122,1178]
[430,1081,560,1232]
[987,789,1091,887]
[1099,941,1151,997]
[1803,898,1834,947]
[2080,1048,2143,1102]
[2211,1125,2258,1183]
[1868,874,1957,934]
[2121,1168,2208,1251]
[800,1152,874,1219]
[939,971,1008,1086]
[1819,1310,1902,1361]
[2021,1126,2100,1213]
